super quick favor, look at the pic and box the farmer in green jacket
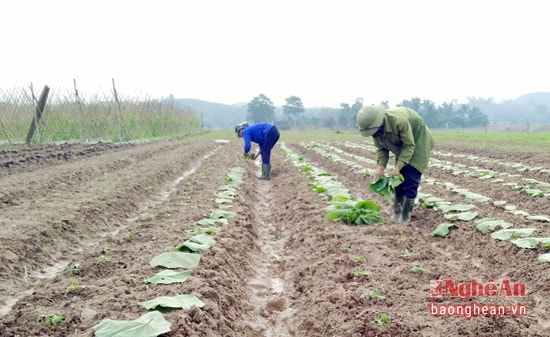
[357,105,435,223]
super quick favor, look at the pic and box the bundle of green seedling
[368,174,404,203]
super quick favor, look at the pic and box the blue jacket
[242,123,274,153]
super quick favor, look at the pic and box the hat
[357,105,385,137]
[234,122,249,136]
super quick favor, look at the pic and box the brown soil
[0,136,548,337]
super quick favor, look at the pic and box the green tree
[283,95,305,126]
[247,94,275,123]
[419,99,439,128]
[338,98,363,128]
[466,106,489,127]
[399,97,422,112]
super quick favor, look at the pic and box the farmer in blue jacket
[235,122,280,180]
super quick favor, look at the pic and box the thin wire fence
[0,81,200,145]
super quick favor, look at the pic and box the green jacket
[373,107,435,173]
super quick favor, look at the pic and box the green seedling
[401,249,411,257]
[126,233,135,240]
[150,213,157,221]
[366,289,386,300]
[38,314,64,326]
[353,267,371,278]
[70,263,81,275]
[343,244,352,252]
[412,265,428,273]
[351,255,365,263]
[65,276,85,295]
[373,314,388,325]
[396,231,407,245]
[97,242,112,261]
[275,230,282,239]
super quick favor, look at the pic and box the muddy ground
[0,134,548,337]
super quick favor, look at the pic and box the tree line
[246,94,489,130]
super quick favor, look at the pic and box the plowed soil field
[0,134,548,337]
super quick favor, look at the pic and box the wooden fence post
[26,85,50,145]
[112,78,122,142]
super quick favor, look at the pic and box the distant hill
[514,92,550,106]
[175,98,247,130]
[475,92,550,125]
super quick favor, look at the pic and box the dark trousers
[261,126,280,165]
[395,164,422,199]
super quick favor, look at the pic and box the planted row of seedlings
[280,142,388,226]
[300,141,550,263]
[92,167,245,337]
[429,155,549,198]
[342,141,549,198]
[432,149,550,175]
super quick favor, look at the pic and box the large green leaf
[430,223,458,237]
[145,270,192,284]
[491,228,537,241]
[174,234,216,252]
[93,311,170,337]
[150,252,201,269]
[539,253,550,263]
[475,218,514,233]
[510,238,550,249]
[195,218,227,226]
[438,204,476,213]
[210,209,236,220]
[444,211,478,221]
[526,215,550,222]
[140,294,205,311]
[421,196,450,208]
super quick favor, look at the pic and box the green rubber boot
[399,197,415,223]
[393,195,405,221]
[257,164,271,180]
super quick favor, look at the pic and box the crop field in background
[0,130,548,337]
[0,85,200,144]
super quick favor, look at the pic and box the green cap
[357,105,385,137]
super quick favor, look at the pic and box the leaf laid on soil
[475,218,514,233]
[526,215,550,222]
[150,252,201,269]
[491,228,537,241]
[438,204,476,213]
[430,223,458,237]
[445,211,478,221]
[145,270,192,284]
[93,311,170,337]
[210,209,236,219]
[174,234,216,252]
[538,253,550,263]
[507,209,530,216]
[522,188,545,197]
[140,294,205,311]
[421,196,450,208]
[510,238,550,249]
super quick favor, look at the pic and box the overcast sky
[1,0,548,108]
